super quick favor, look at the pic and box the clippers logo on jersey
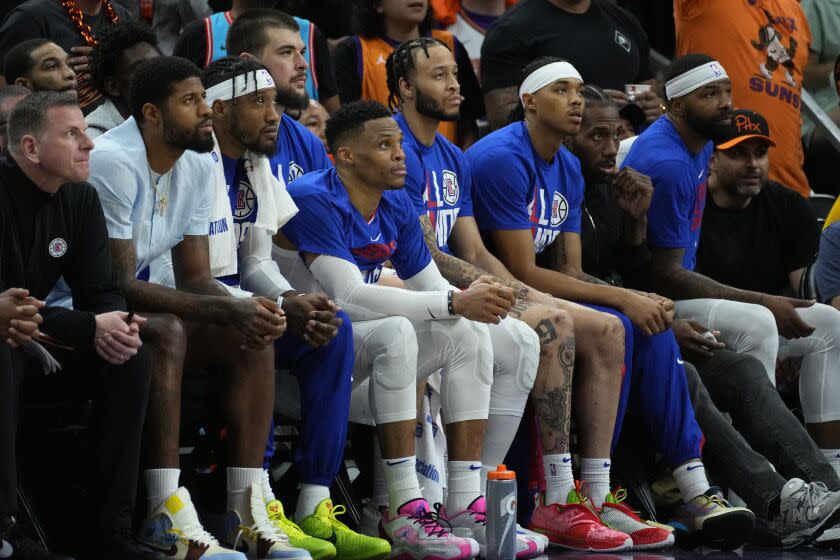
[225,159,259,249]
[528,186,564,254]
[424,170,462,252]
[234,181,256,220]
[48,237,67,258]
[441,170,459,205]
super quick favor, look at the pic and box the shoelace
[609,487,644,518]
[172,519,219,548]
[324,503,353,532]
[798,481,832,509]
[268,507,308,539]
[408,504,452,538]
[434,502,486,526]
[251,515,292,545]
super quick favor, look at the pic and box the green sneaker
[296,499,391,560]
[267,499,337,560]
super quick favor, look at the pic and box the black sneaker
[0,522,74,560]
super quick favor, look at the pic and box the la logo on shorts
[49,237,67,258]
[550,191,568,227]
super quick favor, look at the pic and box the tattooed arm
[419,214,551,303]
[550,231,610,286]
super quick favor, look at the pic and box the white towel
[207,134,298,278]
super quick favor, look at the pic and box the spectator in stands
[88,56,287,560]
[385,38,638,554]
[282,100,512,560]
[480,0,665,131]
[0,86,30,154]
[333,0,483,148]
[429,0,515,81]
[467,56,755,550]
[86,18,161,138]
[695,107,840,471]
[566,89,840,548]
[0,91,152,560]
[0,0,132,112]
[193,56,390,559]
[4,39,78,100]
[298,99,330,151]
[174,1,340,113]
[674,0,812,197]
[151,0,211,55]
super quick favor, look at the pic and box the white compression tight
[676,299,840,423]
[481,318,540,471]
[350,316,493,426]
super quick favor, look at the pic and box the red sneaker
[598,489,674,550]
[528,486,632,552]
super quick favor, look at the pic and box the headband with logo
[665,61,728,100]
[205,68,276,105]
[519,61,583,102]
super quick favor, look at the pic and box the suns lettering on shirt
[528,186,569,254]
[424,169,461,250]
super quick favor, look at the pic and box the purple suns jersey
[395,113,473,254]
[466,121,584,255]
[282,167,432,284]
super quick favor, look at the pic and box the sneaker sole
[698,509,755,550]
[530,528,632,553]
[781,499,840,549]
[629,532,675,551]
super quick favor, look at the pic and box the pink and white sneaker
[381,498,478,560]
[444,497,542,559]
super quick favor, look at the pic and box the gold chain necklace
[148,165,172,217]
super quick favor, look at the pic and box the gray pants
[684,349,840,519]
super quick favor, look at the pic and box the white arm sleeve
[402,259,456,292]
[238,227,294,299]
[310,255,454,322]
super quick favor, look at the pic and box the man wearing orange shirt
[675,0,812,197]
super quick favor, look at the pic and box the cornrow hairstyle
[507,56,567,124]
[203,56,269,96]
[354,0,435,38]
[89,18,159,98]
[385,37,449,112]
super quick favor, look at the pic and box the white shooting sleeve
[238,226,294,299]
[309,255,456,322]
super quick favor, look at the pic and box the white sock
[144,468,180,515]
[822,449,840,477]
[446,461,482,514]
[383,456,423,513]
[0,539,12,559]
[580,458,611,508]
[260,469,277,503]
[479,414,521,493]
[227,467,265,524]
[544,453,575,506]
[373,441,389,509]
[673,460,711,502]
[296,484,331,521]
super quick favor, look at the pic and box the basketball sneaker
[596,490,674,550]
[296,499,391,560]
[381,498,478,560]
[219,484,312,559]
[137,487,245,559]
[442,497,542,559]
[772,479,840,549]
[264,500,336,560]
[528,484,632,552]
[667,487,755,550]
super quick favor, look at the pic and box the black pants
[0,342,151,531]
[684,349,840,519]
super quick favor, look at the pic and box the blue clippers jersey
[622,116,712,271]
[467,121,584,255]
[269,114,332,185]
[395,113,472,255]
[216,154,258,287]
[283,168,431,284]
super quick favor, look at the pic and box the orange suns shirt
[675,0,812,197]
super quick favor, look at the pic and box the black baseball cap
[716,108,776,150]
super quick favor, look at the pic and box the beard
[162,115,214,153]
[685,108,733,144]
[416,88,460,122]
[234,120,278,157]
[276,83,309,111]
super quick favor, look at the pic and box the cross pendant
[158,196,168,217]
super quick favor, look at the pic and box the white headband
[205,68,276,105]
[665,61,728,99]
[519,61,583,101]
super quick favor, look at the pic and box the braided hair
[507,56,567,124]
[385,37,450,112]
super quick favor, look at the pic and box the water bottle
[486,464,517,560]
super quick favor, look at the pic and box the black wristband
[447,290,456,316]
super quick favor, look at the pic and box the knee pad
[489,318,539,417]
[436,318,493,423]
